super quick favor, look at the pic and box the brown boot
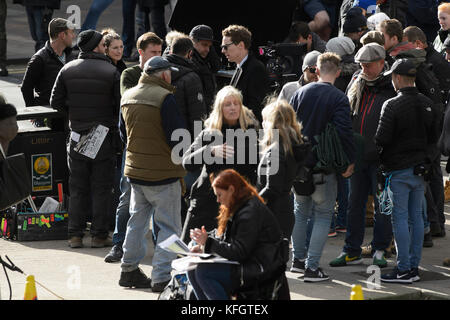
[443,258,450,267]
[91,236,113,248]
[366,195,374,227]
[68,236,83,248]
[444,180,450,203]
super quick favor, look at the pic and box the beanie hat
[367,12,390,30]
[77,30,103,52]
[0,103,17,121]
[302,50,321,72]
[326,36,356,57]
[343,7,368,33]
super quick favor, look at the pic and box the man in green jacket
[118,56,187,293]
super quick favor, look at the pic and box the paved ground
[2,0,450,302]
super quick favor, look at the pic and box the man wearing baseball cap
[330,42,396,269]
[189,24,221,111]
[119,55,186,292]
[20,17,76,128]
[375,58,439,283]
[278,50,320,102]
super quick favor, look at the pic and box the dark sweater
[289,81,356,168]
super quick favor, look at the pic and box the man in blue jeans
[375,59,439,283]
[289,52,356,282]
[119,56,186,292]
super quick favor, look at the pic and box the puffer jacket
[375,87,439,172]
[204,196,284,290]
[347,70,396,164]
[165,54,207,136]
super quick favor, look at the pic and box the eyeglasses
[221,42,235,51]
[308,67,316,74]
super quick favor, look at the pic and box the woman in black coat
[257,99,309,239]
[181,86,260,243]
[188,169,287,300]
[102,29,127,74]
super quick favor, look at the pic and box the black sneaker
[104,244,123,263]
[119,268,152,288]
[409,268,420,282]
[151,279,170,293]
[290,258,305,273]
[423,232,433,247]
[303,267,329,282]
[381,268,412,284]
[0,65,8,77]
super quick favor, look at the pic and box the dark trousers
[344,162,393,256]
[121,0,138,57]
[68,155,116,239]
[0,0,6,65]
[25,6,53,52]
[425,155,445,229]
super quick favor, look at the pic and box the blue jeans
[81,0,115,31]
[389,167,425,272]
[343,162,392,256]
[292,173,337,270]
[187,263,233,300]
[121,0,137,57]
[121,181,182,284]
[25,6,52,52]
[331,175,349,230]
[112,151,131,246]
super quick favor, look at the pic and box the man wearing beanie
[343,7,368,53]
[0,101,18,154]
[278,50,320,102]
[326,36,359,92]
[329,42,396,269]
[50,29,121,249]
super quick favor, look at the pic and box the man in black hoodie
[165,35,207,137]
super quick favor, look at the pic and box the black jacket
[21,41,75,107]
[348,70,396,164]
[181,123,259,238]
[204,196,284,289]
[425,45,450,103]
[166,54,207,136]
[233,54,270,123]
[375,87,439,172]
[191,47,221,112]
[334,54,359,93]
[257,141,309,237]
[50,51,121,133]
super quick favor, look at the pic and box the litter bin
[8,106,68,203]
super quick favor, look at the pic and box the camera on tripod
[258,42,306,93]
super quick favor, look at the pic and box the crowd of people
[2,0,450,300]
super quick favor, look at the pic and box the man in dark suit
[221,25,270,122]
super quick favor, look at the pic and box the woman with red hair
[188,169,288,300]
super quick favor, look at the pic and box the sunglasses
[307,67,316,74]
[221,42,235,50]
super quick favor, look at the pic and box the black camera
[413,163,431,179]
[258,42,306,93]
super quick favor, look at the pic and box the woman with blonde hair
[258,98,309,238]
[181,85,259,242]
[102,28,127,73]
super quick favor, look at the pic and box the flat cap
[384,58,416,77]
[48,18,75,36]
[144,56,178,74]
[355,42,385,63]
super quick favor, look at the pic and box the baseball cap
[144,56,178,74]
[383,58,417,77]
[48,18,75,37]
[355,42,386,63]
[189,25,214,41]
[343,7,368,33]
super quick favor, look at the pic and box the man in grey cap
[20,17,76,128]
[330,42,396,269]
[119,56,186,292]
[375,59,438,283]
[189,24,221,111]
[278,50,320,102]
[50,29,121,249]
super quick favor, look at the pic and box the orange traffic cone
[350,284,364,300]
[24,275,38,300]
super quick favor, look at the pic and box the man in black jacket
[375,59,439,283]
[221,25,270,122]
[50,30,121,249]
[21,18,75,108]
[189,24,221,112]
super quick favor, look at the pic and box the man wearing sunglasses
[221,25,270,122]
[278,50,321,102]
